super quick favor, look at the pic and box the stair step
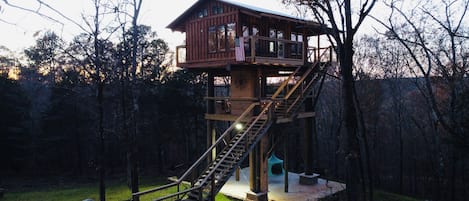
[208,162,233,170]
[219,151,241,158]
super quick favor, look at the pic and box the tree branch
[353,0,377,35]
[2,0,64,26]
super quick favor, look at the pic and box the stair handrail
[271,65,304,100]
[132,102,260,199]
[283,47,331,100]
[285,62,327,114]
[198,100,274,187]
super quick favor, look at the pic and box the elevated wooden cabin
[140,1,338,201]
[168,0,330,69]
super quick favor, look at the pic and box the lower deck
[219,167,345,201]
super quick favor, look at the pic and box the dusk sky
[0,0,291,53]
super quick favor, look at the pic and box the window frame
[217,25,226,52]
[227,23,236,50]
[208,26,217,53]
[208,23,237,53]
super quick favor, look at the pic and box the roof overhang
[167,0,326,34]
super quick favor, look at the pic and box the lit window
[209,26,217,53]
[208,23,236,53]
[269,28,276,53]
[242,25,250,54]
[218,25,226,51]
[291,33,298,55]
[277,30,284,58]
[252,26,259,54]
[227,23,236,50]
[298,34,303,56]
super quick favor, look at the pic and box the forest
[1,0,468,201]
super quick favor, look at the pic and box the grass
[1,177,420,201]
[374,190,422,201]
[1,178,236,201]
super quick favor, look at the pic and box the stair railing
[198,100,274,188]
[271,64,303,100]
[284,62,328,115]
[132,102,260,200]
[283,47,331,100]
[276,47,330,117]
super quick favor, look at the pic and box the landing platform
[219,168,346,201]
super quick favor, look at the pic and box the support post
[260,69,267,99]
[304,97,314,175]
[284,130,289,193]
[210,174,215,201]
[300,96,319,185]
[207,73,215,163]
[247,134,268,201]
[317,35,321,60]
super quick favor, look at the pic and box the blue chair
[268,153,284,176]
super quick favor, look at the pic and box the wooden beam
[205,114,239,121]
[297,112,315,119]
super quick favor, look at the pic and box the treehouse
[133,1,342,201]
[169,0,329,70]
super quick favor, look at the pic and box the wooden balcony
[243,36,305,66]
[176,36,316,68]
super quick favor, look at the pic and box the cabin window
[208,26,217,53]
[252,26,259,54]
[269,28,276,53]
[242,25,259,55]
[217,25,226,51]
[209,23,237,53]
[277,30,284,58]
[242,25,250,54]
[242,25,249,37]
[212,6,224,15]
[252,26,259,36]
[297,34,303,56]
[291,33,298,55]
[198,8,208,18]
[227,23,236,50]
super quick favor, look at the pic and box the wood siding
[184,1,239,65]
[173,0,324,69]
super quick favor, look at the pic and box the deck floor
[219,168,345,201]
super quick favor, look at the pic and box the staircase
[132,49,332,201]
[272,61,327,121]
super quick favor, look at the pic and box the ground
[0,176,421,201]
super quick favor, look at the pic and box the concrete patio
[219,168,346,201]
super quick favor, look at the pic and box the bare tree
[114,0,144,199]
[373,0,469,200]
[1,1,125,200]
[283,1,377,200]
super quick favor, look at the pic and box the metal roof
[167,0,311,32]
[219,0,306,21]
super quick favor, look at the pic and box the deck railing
[244,36,304,65]
[175,37,335,67]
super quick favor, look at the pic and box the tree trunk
[450,149,456,201]
[341,41,361,201]
[463,159,467,201]
[97,82,106,201]
[129,1,143,199]
[74,103,83,176]
[399,119,403,194]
